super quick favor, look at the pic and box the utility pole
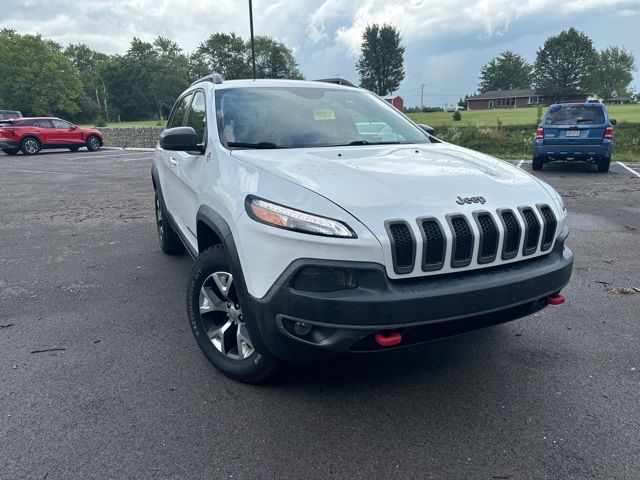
[248,0,257,80]
[420,83,425,110]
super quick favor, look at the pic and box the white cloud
[329,0,637,55]
[1,0,637,105]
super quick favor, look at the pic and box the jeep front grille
[499,210,521,260]
[386,221,415,274]
[520,207,541,255]
[385,205,557,275]
[419,218,446,271]
[475,213,498,264]
[538,205,557,251]
[449,215,473,267]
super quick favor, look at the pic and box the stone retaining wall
[100,127,164,149]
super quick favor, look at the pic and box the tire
[86,135,101,151]
[597,157,610,173]
[154,191,185,255]
[532,156,544,171]
[186,245,278,384]
[69,146,80,152]
[2,148,19,155]
[20,137,41,155]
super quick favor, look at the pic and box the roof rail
[190,73,224,87]
[314,77,356,87]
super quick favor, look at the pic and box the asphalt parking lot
[1,149,639,480]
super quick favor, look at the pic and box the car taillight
[535,127,544,139]
[604,126,614,139]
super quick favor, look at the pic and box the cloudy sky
[2,0,639,105]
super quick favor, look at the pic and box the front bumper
[0,138,19,149]
[245,237,573,361]
[534,141,612,160]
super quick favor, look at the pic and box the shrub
[94,116,108,127]
[452,110,462,121]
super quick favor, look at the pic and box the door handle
[169,157,178,166]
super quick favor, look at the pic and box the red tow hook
[374,330,402,347]
[547,293,566,305]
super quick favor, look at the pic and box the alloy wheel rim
[25,140,38,153]
[199,271,254,360]
[90,137,99,149]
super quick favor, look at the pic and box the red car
[0,117,103,155]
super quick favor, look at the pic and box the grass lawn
[407,104,640,127]
[80,120,165,128]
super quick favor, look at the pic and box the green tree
[590,46,636,99]
[65,43,110,121]
[100,37,191,121]
[150,37,191,118]
[195,33,251,80]
[534,28,597,97]
[356,24,405,96]
[0,29,83,118]
[252,36,303,79]
[479,51,532,92]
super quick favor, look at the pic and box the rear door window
[52,119,71,129]
[35,119,54,128]
[167,93,193,129]
[545,105,606,125]
[184,91,207,145]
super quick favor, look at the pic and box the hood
[231,143,553,232]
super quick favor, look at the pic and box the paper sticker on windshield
[314,109,336,121]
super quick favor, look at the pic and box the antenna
[248,0,256,80]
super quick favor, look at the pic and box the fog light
[293,321,312,336]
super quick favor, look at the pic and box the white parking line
[516,159,524,168]
[617,162,640,178]
[68,152,153,159]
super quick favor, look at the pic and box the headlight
[246,196,357,238]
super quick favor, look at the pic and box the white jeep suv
[152,75,573,383]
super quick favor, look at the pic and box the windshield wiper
[575,118,594,124]
[227,141,279,149]
[346,140,402,146]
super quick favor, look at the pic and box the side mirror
[610,119,617,125]
[160,126,203,152]
[418,123,436,137]
[70,124,77,130]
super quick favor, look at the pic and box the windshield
[545,104,606,126]
[215,86,429,148]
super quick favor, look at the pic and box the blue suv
[533,102,615,172]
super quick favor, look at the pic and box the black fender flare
[151,163,160,191]
[195,205,270,354]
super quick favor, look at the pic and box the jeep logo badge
[456,196,486,205]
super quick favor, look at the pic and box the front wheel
[186,245,278,384]
[597,157,610,173]
[86,135,101,151]
[2,148,19,155]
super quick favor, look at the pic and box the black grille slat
[419,219,445,271]
[475,213,498,263]
[538,205,557,251]
[499,210,521,260]
[387,222,415,274]
[520,208,541,255]
[449,216,473,267]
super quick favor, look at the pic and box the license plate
[566,130,581,137]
